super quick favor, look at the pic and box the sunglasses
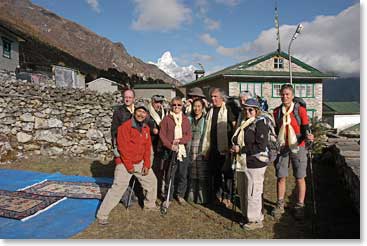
[172,104,182,107]
[244,107,255,113]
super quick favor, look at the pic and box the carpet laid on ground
[19,180,111,199]
[0,169,113,239]
[0,189,66,221]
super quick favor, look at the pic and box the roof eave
[223,74,338,79]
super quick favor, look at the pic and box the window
[2,38,11,59]
[294,84,314,98]
[274,57,284,69]
[240,82,262,96]
[272,83,314,98]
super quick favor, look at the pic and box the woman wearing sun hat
[230,98,268,231]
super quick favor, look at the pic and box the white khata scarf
[148,103,165,126]
[277,102,299,153]
[127,104,134,114]
[231,117,256,171]
[201,102,228,155]
[170,111,187,161]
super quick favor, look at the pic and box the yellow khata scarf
[148,103,165,126]
[170,111,187,161]
[201,102,228,155]
[277,102,299,153]
[231,117,256,171]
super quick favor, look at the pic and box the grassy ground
[1,154,359,239]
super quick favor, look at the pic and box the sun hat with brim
[134,101,149,112]
[187,87,206,98]
[151,94,165,102]
[243,98,260,109]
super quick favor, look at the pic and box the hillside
[0,0,180,86]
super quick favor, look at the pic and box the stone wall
[0,70,119,161]
[321,137,360,213]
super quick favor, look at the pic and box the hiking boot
[97,218,109,225]
[243,221,264,231]
[271,200,285,219]
[176,196,186,206]
[293,203,305,221]
[144,205,160,212]
[222,198,233,208]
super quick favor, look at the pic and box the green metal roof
[133,83,176,89]
[184,51,337,86]
[323,101,360,114]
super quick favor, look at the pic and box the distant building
[0,24,24,72]
[87,77,119,93]
[183,51,336,119]
[323,101,360,131]
[133,83,177,101]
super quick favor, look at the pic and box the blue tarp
[0,169,113,239]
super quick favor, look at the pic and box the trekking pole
[126,176,136,210]
[230,153,238,229]
[306,130,317,236]
[160,151,177,215]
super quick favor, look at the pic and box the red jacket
[273,105,309,147]
[117,118,152,171]
[159,113,192,150]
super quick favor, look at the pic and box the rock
[24,143,40,151]
[48,118,63,128]
[20,113,35,122]
[48,146,64,156]
[34,117,48,129]
[94,143,108,152]
[86,129,104,141]
[22,122,34,132]
[16,132,33,143]
[0,134,18,163]
[35,130,62,143]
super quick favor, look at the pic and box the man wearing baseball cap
[97,101,158,225]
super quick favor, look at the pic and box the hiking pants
[96,162,157,220]
[163,156,189,200]
[244,166,267,223]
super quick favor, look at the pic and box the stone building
[0,24,24,72]
[133,83,178,101]
[183,51,336,120]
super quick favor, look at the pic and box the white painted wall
[87,78,118,93]
[334,115,360,131]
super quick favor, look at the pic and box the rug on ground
[0,169,113,239]
[19,180,111,199]
[0,189,66,221]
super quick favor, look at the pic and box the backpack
[275,97,306,127]
[249,112,280,164]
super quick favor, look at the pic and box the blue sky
[30,0,360,83]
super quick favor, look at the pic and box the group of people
[96,83,314,231]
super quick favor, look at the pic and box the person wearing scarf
[147,95,167,200]
[271,84,314,221]
[187,98,210,204]
[231,98,268,231]
[201,88,236,208]
[159,97,192,206]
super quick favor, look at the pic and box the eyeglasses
[244,107,255,113]
[172,104,182,107]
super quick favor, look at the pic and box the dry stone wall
[0,70,119,161]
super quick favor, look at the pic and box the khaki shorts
[275,146,307,179]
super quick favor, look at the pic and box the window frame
[271,82,315,98]
[273,57,284,69]
[239,82,263,97]
[2,37,11,59]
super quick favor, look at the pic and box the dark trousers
[210,152,233,201]
[163,156,189,200]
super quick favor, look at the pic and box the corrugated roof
[184,51,337,87]
[133,84,176,89]
[323,101,360,114]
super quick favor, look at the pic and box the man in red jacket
[97,101,158,225]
